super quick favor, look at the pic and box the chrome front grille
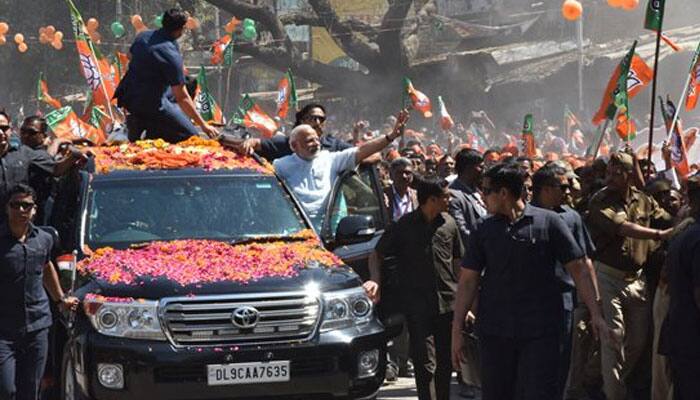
[160,292,320,347]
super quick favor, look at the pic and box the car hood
[76,263,361,300]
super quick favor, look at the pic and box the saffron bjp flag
[592,43,652,125]
[37,72,62,109]
[115,51,129,80]
[233,95,278,138]
[46,106,106,145]
[686,42,700,111]
[89,105,113,133]
[644,0,665,32]
[403,77,432,118]
[521,114,537,158]
[194,66,224,124]
[615,113,637,141]
[276,69,298,119]
[661,97,690,177]
[65,0,117,112]
[437,96,454,131]
[210,35,232,66]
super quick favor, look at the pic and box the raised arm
[355,110,409,163]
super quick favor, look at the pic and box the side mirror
[335,215,376,244]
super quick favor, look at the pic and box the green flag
[521,114,536,157]
[606,41,637,121]
[644,0,665,32]
[223,35,234,67]
[195,66,224,123]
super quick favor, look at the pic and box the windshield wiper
[229,235,310,246]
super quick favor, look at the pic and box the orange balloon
[562,0,583,21]
[51,39,62,50]
[18,42,27,53]
[607,0,624,7]
[45,25,55,35]
[39,32,49,44]
[131,14,143,27]
[54,31,63,41]
[622,0,639,10]
[0,22,8,35]
[38,26,46,35]
[87,18,99,31]
[0,35,6,45]
[13,33,23,44]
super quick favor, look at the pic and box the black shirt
[0,223,55,336]
[659,219,700,358]
[376,210,464,316]
[27,145,56,224]
[258,134,352,162]
[0,144,55,204]
[463,204,585,338]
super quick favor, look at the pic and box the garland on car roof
[85,136,274,174]
[77,230,343,286]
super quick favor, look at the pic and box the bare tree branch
[280,13,378,40]
[306,0,382,70]
[203,0,289,44]
[377,0,413,73]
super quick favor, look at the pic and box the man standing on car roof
[114,8,218,143]
[0,184,78,400]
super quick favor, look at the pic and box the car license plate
[207,361,290,386]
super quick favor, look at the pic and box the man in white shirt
[274,110,408,229]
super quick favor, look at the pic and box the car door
[321,164,388,281]
[321,164,404,334]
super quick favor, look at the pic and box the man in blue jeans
[0,184,78,400]
[115,9,218,142]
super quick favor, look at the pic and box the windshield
[86,175,307,249]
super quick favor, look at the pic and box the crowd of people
[256,102,699,400]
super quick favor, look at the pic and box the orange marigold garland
[77,230,343,286]
[85,137,273,174]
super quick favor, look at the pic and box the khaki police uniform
[587,183,671,400]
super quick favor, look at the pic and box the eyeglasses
[9,201,35,211]
[20,128,41,136]
[304,115,326,123]
[549,183,571,191]
[0,125,11,132]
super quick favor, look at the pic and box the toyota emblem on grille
[231,306,260,329]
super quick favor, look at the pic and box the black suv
[47,157,397,400]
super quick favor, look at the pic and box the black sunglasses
[482,186,495,195]
[9,201,35,211]
[549,183,571,191]
[0,125,11,132]
[20,128,41,136]
[304,115,326,123]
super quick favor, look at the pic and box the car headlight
[83,294,166,341]
[320,287,373,332]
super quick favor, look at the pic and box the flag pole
[646,3,666,168]
[595,118,612,158]
[666,42,700,142]
[665,72,692,143]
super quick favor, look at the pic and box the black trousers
[557,301,575,399]
[0,328,49,400]
[479,334,559,400]
[670,356,700,400]
[406,312,453,400]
